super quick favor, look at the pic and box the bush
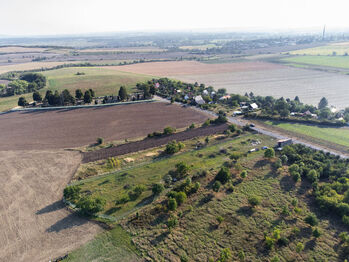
[292,172,301,182]
[18,96,28,106]
[248,196,261,207]
[216,216,224,225]
[128,185,146,200]
[240,170,247,178]
[213,181,221,192]
[312,228,321,238]
[265,236,275,250]
[174,162,190,179]
[167,215,178,230]
[152,183,164,195]
[215,167,231,184]
[305,214,318,226]
[165,140,184,154]
[274,158,282,169]
[168,198,178,211]
[280,154,288,164]
[343,215,349,226]
[189,123,195,129]
[96,137,104,145]
[202,119,211,127]
[163,126,176,135]
[307,169,319,183]
[217,248,231,262]
[175,191,187,205]
[296,242,304,253]
[229,124,236,132]
[264,148,275,158]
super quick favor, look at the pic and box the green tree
[240,170,247,178]
[75,89,83,99]
[305,214,318,226]
[18,96,28,106]
[264,148,275,158]
[215,167,231,184]
[152,183,164,195]
[163,126,176,135]
[175,162,190,179]
[63,185,81,202]
[96,137,104,145]
[312,228,321,239]
[213,181,221,192]
[296,242,304,253]
[84,90,92,103]
[76,196,106,215]
[88,88,95,97]
[168,198,177,211]
[118,86,128,101]
[167,215,178,230]
[318,97,328,109]
[33,91,42,102]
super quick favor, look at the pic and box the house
[249,103,258,110]
[194,95,205,105]
[219,95,231,101]
[277,139,292,148]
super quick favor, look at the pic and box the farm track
[82,123,229,163]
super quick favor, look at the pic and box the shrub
[202,119,211,127]
[296,242,304,253]
[189,123,195,129]
[128,185,146,200]
[167,215,178,230]
[240,170,247,178]
[215,167,231,184]
[264,148,275,158]
[343,215,349,226]
[174,162,190,179]
[229,124,236,132]
[165,140,184,154]
[305,214,318,226]
[248,196,261,207]
[307,169,319,183]
[274,158,282,169]
[217,248,231,262]
[216,216,224,225]
[152,183,164,195]
[168,198,178,211]
[292,172,301,182]
[18,96,28,106]
[96,137,104,145]
[312,228,321,238]
[265,236,275,250]
[175,191,187,205]
[271,256,280,262]
[280,154,288,164]
[213,181,221,192]
[238,250,245,261]
[163,126,176,135]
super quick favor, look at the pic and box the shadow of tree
[237,206,254,217]
[36,200,64,215]
[46,213,88,233]
[150,231,170,246]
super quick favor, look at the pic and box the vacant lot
[0,102,208,150]
[113,60,349,109]
[0,150,101,262]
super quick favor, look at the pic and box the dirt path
[0,150,101,262]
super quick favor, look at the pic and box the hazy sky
[1,0,348,36]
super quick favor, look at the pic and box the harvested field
[113,60,349,109]
[0,150,101,262]
[112,60,281,76]
[0,61,83,74]
[0,46,48,53]
[82,123,229,163]
[0,102,209,150]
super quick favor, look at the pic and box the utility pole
[322,25,326,41]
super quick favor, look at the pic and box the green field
[66,132,344,261]
[290,42,349,56]
[264,120,349,148]
[65,225,139,261]
[0,67,151,112]
[283,55,349,69]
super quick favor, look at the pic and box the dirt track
[0,102,208,150]
[0,150,101,262]
[82,123,229,163]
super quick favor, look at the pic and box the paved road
[155,96,349,159]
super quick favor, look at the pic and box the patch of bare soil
[0,150,101,262]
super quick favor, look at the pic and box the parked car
[262,146,268,150]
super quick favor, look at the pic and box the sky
[1,0,349,36]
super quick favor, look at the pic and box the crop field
[115,60,349,109]
[290,42,349,56]
[66,132,344,261]
[282,55,349,69]
[0,150,101,262]
[0,46,49,54]
[0,61,82,74]
[79,47,167,53]
[0,102,208,150]
[263,120,349,149]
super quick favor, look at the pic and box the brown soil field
[0,150,101,262]
[0,102,208,150]
[0,46,48,53]
[0,61,84,74]
[111,60,281,76]
[82,123,229,163]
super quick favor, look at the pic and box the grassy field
[264,120,349,148]
[66,131,346,261]
[0,67,151,111]
[64,225,139,262]
[282,55,349,69]
[43,67,151,96]
[290,42,349,56]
